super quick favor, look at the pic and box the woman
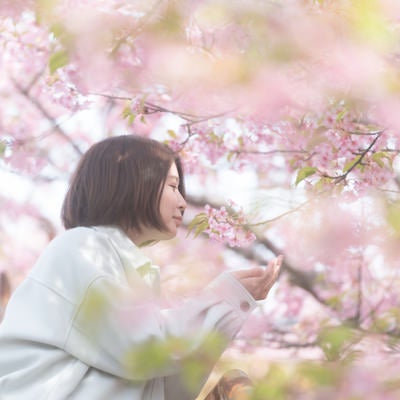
[0,135,282,399]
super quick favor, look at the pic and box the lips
[173,216,182,226]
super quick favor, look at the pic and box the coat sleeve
[65,270,257,382]
[25,227,256,382]
[54,231,256,380]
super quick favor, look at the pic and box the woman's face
[127,162,186,245]
[158,162,186,239]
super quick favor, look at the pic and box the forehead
[167,163,179,180]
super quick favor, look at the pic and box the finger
[268,255,283,275]
[266,255,283,269]
[261,256,283,290]
[259,259,278,280]
[273,255,283,275]
[233,267,264,279]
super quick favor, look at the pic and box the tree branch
[11,78,83,156]
[185,195,327,305]
[323,131,384,184]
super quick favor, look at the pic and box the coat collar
[92,226,160,292]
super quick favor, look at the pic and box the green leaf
[79,286,109,337]
[343,155,362,173]
[50,23,64,38]
[122,106,131,119]
[372,151,393,169]
[297,361,339,387]
[35,0,58,24]
[350,0,390,47]
[371,315,392,333]
[372,151,386,167]
[122,106,136,125]
[386,201,400,234]
[208,131,222,144]
[335,109,347,122]
[252,363,289,399]
[295,166,317,185]
[181,332,226,391]
[186,213,209,238]
[318,325,357,361]
[123,339,172,379]
[0,140,7,157]
[227,151,236,162]
[48,50,69,74]
[314,176,330,192]
[325,295,341,310]
[167,129,177,139]
[181,359,208,392]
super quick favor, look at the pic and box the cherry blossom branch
[380,148,400,153]
[347,261,363,325]
[264,335,318,349]
[323,130,383,184]
[240,332,318,350]
[0,161,62,182]
[356,262,363,322]
[234,149,310,155]
[90,92,243,151]
[248,235,326,305]
[245,201,309,227]
[90,92,232,123]
[358,274,400,335]
[185,195,327,305]
[314,131,381,184]
[11,77,83,155]
[110,0,164,54]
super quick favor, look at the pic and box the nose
[178,192,187,216]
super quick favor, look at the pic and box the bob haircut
[61,135,185,233]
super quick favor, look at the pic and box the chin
[159,229,176,241]
[166,231,177,240]
[168,227,178,238]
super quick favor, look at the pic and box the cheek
[160,194,174,215]
[163,191,175,206]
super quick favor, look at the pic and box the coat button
[240,301,250,312]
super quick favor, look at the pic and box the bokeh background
[2,1,400,398]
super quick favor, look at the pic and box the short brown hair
[61,135,185,232]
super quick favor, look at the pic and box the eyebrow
[167,175,180,183]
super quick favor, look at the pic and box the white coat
[0,226,256,399]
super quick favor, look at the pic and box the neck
[125,227,157,247]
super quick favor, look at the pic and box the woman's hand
[232,255,283,301]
